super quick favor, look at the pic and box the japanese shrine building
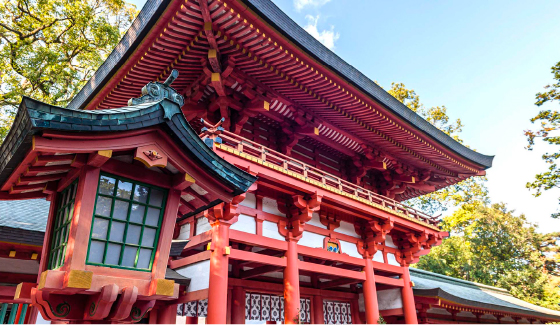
[1,0,559,324]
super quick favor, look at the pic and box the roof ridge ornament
[127,69,184,107]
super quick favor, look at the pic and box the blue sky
[130,0,560,232]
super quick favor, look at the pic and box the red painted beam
[169,250,211,269]
[229,249,286,268]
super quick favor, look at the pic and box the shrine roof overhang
[410,268,560,321]
[0,96,256,201]
[64,0,494,180]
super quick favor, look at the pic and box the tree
[0,0,137,143]
[416,203,560,311]
[387,82,489,214]
[525,60,560,218]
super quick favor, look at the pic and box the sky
[129,0,560,233]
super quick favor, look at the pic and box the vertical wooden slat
[7,304,18,324]
[0,303,8,324]
[17,305,27,324]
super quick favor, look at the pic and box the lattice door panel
[323,300,352,324]
[245,293,310,323]
[176,299,208,317]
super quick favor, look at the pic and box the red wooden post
[401,267,418,324]
[207,219,232,324]
[363,257,380,324]
[284,237,300,324]
[312,295,324,324]
[65,166,100,271]
[157,303,177,324]
[231,286,246,324]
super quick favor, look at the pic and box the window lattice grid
[86,173,167,271]
[48,181,78,269]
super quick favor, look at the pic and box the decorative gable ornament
[127,69,184,107]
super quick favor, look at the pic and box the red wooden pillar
[157,303,178,324]
[312,295,324,324]
[401,267,418,324]
[207,220,232,324]
[231,286,246,324]
[363,257,380,324]
[207,196,244,324]
[284,237,300,324]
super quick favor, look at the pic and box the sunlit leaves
[525,60,560,218]
[416,203,560,311]
[0,0,137,142]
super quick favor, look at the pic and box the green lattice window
[86,173,167,271]
[48,181,78,269]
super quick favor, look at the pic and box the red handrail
[208,130,440,226]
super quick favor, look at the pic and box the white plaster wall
[299,275,311,283]
[262,197,285,216]
[377,288,403,310]
[267,271,284,279]
[335,221,360,238]
[176,260,210,292]
[307,212,326,229]
[177,223,191,240]
[299,231,325,249]
[263,220,284,241]
[240,192,257,209]
[339,240,361,258]
[196,217,211,235]
[230,213,256,234]
[176,315,186,324]
[386,253,400,266]
[373,250,384,263]
[385,235,398,248]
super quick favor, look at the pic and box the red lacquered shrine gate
[0,0,498,324]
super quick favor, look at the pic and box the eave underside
[66,0,493,201]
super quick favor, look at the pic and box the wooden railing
[207,130,440,227]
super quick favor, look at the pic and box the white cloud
[294,0,331,11]
[303,15,340,50]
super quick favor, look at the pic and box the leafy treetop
[525,60,560,218]
[0,0,137,142]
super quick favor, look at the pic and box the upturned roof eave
[66,0,493,170]
[0,96,256,196]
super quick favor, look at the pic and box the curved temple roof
[66,0,493,171]
[411,268,560,322]
[0,96,256,199]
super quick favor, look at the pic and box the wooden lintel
[317,277,361,290]
[25,165,70,177]
[185,186,210,205]
[87,150,113,167]
[239,265,283,279]
[34,155,74,167]
[173,173,196,191]
[395,175,415,184]
[71,154,88,168]
[363,160,387,171]
[17,174,63,186]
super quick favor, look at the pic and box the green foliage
[386,82,489,214]
[377,315,387,324]
[525,60,560,218]
[0,0,137,143]
[416,203,560,311]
